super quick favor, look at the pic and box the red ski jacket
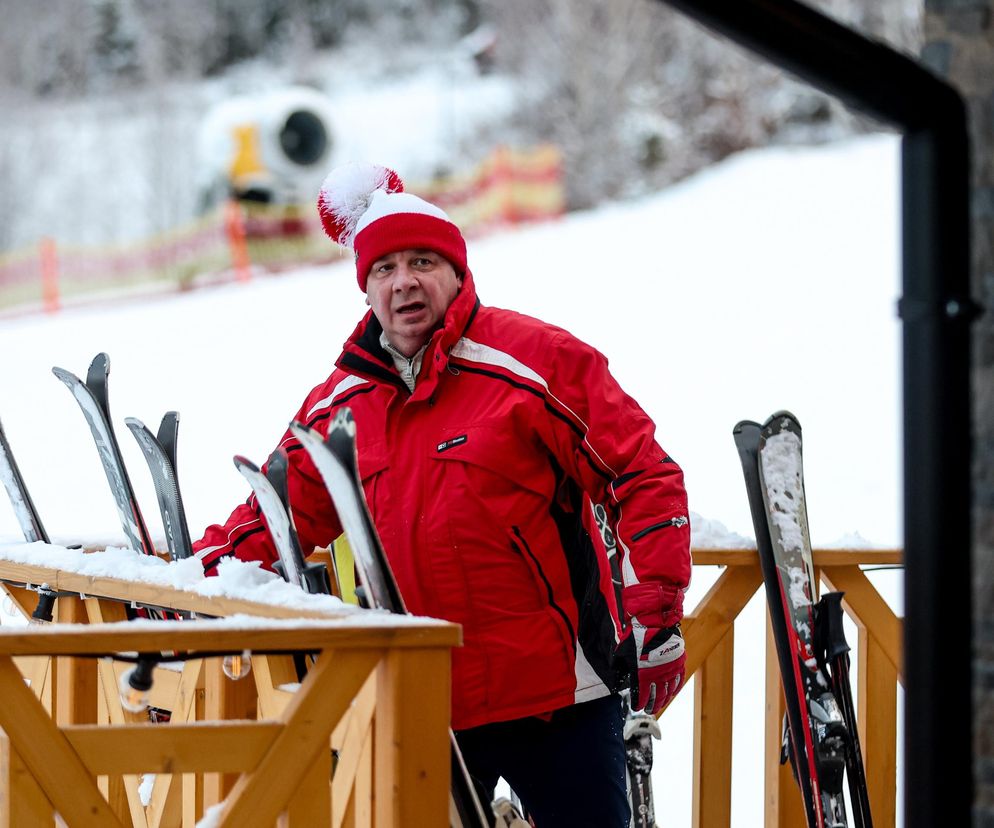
[195,272,691,730]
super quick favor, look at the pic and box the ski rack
[655,3,972,822]
[678,546,902,827]
[0,556,461,826]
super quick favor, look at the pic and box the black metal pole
[654,1,974,824]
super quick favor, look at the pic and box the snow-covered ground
[0,133,903,825]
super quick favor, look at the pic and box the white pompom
[318,163,403,248]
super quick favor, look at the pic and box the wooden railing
[0,558,459,827]
[683,548,903,828]
[0,548,902,827]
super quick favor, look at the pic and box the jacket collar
[337,269,480,391]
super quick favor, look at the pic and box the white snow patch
[0,541,353,615]
[196,803,225,828]
[759,432,805,554]
[689,512,754,549]
[138,774,155,807]
[820,530,878,550]
[786,566,812,608]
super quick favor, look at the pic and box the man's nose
[392,265,418,289]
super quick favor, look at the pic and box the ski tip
[761,410,802,434]
[732,419,761,435]
[267,447,289,470]
[330,406,357,435]
[51,365,77,383]
[124,416,147,431]
[232,454,260,474]
[89,352,110,372]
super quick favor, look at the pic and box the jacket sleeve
[193,402,344,576]
[536,330,691,627]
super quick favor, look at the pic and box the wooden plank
[182,771,203,828]
[146,773,181,828]
[0,583,35,621]
[143,656,207,828]
[0,619,460,656]
[182,681,207,828]
[682,562,762,680]
[55,597,98,727]
[820,564,904,683]
[282,739,331,826]
[16,656,52,705]
[1,734,54,828]
[63,722,282,774]
[690,548,902,567]
[214,649,382,827]
[205,656,259,803]
[253,655,301,720]
[86,599,149,828]
[352,711,373,828]
[374,649,451,828]
[0,655,123,827]
[692,626,733,828]
[332,673,377,827]
[859,628,897,828]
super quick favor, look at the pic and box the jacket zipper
[630,515,689,542]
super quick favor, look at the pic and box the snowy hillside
[0,132,902,550]
[0,133,903,826]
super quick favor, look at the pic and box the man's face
[366,249,462,358]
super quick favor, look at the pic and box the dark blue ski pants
[454,693,631,828]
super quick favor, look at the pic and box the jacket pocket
[509,526,577,656]
[430,422,553,506]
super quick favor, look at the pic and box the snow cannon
[197,86,334,209]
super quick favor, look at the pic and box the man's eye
[413,258,431,267]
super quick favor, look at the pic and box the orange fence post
[224,201,252,283]
[39,237,60,313]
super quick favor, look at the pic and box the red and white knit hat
[317,163,468,291]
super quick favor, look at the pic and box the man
[195,163,691,827]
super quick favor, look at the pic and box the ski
[622,689,660,828]
[289,410,492,828]
[233,449,331,596]
[52,353,155,557]
[0,416,49,543]
[816,592,873,828]
[593,497,661,828]
[125,413,194,561]
[288,415,403,612]
[733,412,854,828]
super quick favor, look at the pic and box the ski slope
[0,133,903,825]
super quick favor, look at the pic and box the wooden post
[280,742,331,826]
[859,624,898,827]
[764,615,807,828]
[374,649,451,828]
[0,735,53,827]
[692,625,734,828]
[215,649,380,827]
[0,655,123,827]
[224,201,252,284]
[39,236,60,313]
[204,657,259,807]
[55,597,97,727]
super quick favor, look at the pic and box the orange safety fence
[0,145,564,317]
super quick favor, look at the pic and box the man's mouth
[396,302,426,315]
